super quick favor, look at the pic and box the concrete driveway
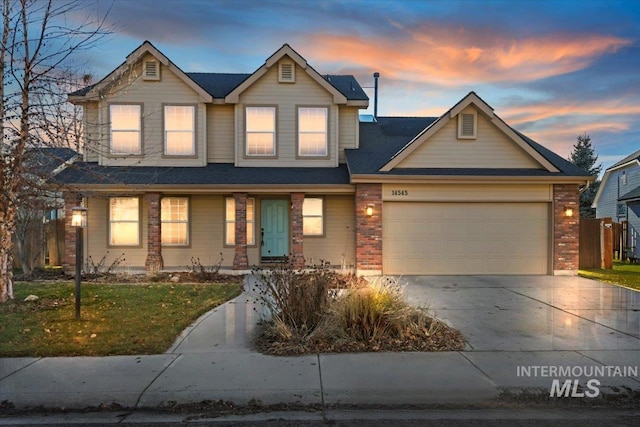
[404,275,640,352]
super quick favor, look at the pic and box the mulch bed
[255,318,466,356]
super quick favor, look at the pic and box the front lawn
[0,281,242,357]
[579,261,640,291]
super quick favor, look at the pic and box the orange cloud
[305,26,631,85]
[501,100,640,126]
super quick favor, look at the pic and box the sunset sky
[75,0,640,172]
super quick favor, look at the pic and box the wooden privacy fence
[579,217,615,269]
[579,218,601,269]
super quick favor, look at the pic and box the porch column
[62,192,82,275]
[355,183,382,275]
[553,184,579,274]
[291,192,305,268]
[233,192,249,270]
[144,192,164,273]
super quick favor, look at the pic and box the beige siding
[382,184,553,202]
[396,106,541,169]
[85,196,148,269]
[83,103,100,162]
[236,60,338,167]
[383,202,549,275]
[207,105,235,162]
[97,54,207,167]
[162,195,235,268]
[304,195,356,268]
[338,107,359,163]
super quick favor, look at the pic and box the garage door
[383,202,549,275]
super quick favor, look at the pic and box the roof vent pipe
[373,72,380,119]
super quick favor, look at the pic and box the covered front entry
[261,199,289,260]
[383,202,550,275]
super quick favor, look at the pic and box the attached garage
[382,184,552,275]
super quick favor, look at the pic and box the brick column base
[62,193,82,275]
[144,193,164,273]
[553,184,579,274]
[233,193,249,270]
[355,184,382,275]
[291,193,305,268]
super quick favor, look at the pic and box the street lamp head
[71,206,87,228]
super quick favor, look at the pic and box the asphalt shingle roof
[55,163,351,186]
[619,185,640,202]
[25,147,77,176]
[346,117,591,177]
[608,149,640,170]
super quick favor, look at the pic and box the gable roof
[25,147,78,176]
[346,115,592,181]
[592,148,640,208]
[378,92,559,173]
[69,42,368,104]
[69,41,213,103]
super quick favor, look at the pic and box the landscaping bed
[251,265,466,356]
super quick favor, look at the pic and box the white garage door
[383,202,549,275]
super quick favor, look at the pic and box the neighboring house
[57,41,591,276]
[592,149,640,258]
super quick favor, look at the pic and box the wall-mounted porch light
[366,205,374,217]
[563,206,574,218]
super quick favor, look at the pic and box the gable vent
[458,112,477,139]
[143,60,160,81]
[279,62,295,83]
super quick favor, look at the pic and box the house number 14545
[391,190,408,196]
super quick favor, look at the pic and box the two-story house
[58,41,591,276]
[592,149,640,258]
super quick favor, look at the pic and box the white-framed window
[109,197,140,246]
[617,203,627,218]
[225,197,255,245]
[246,107,276,156]
[303,197,323,236]
[298,107,328,157]
[110,104,142,154]
[457,111,477,139]
[161,197,189,246]
[621,171,627,185]
[164,105,195,155]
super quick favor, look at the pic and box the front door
[261,200,289,260]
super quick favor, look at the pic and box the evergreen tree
[569,133,601,218]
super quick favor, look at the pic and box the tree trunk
[0,203,16,302]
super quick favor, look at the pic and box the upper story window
[621,171,627,185]
[164,106,195,156]
[109,197,140,246]
[298,107,328,157]
[303,197,324,236]
[161,197,189,246]
[225,197,256,245]
[110,105,142,155]
[246,107,276,156]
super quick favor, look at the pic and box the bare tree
[0,0,110,302]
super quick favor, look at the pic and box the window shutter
[143,60,160,81]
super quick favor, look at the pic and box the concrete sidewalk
[1,276,639,409]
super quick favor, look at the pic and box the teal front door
[261,200,289,259]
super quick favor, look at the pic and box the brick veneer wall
[62,193,82,274]
[144,193,163,273]
[355,183,382,272]
[233,193,249,270]
[291,193,305,268]
[553,184,580,272]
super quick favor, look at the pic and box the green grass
[0,281,242,357]
[579,261,640,291]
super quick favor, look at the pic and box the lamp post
[71,206,87,320]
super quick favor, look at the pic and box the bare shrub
[251,260,338,338]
